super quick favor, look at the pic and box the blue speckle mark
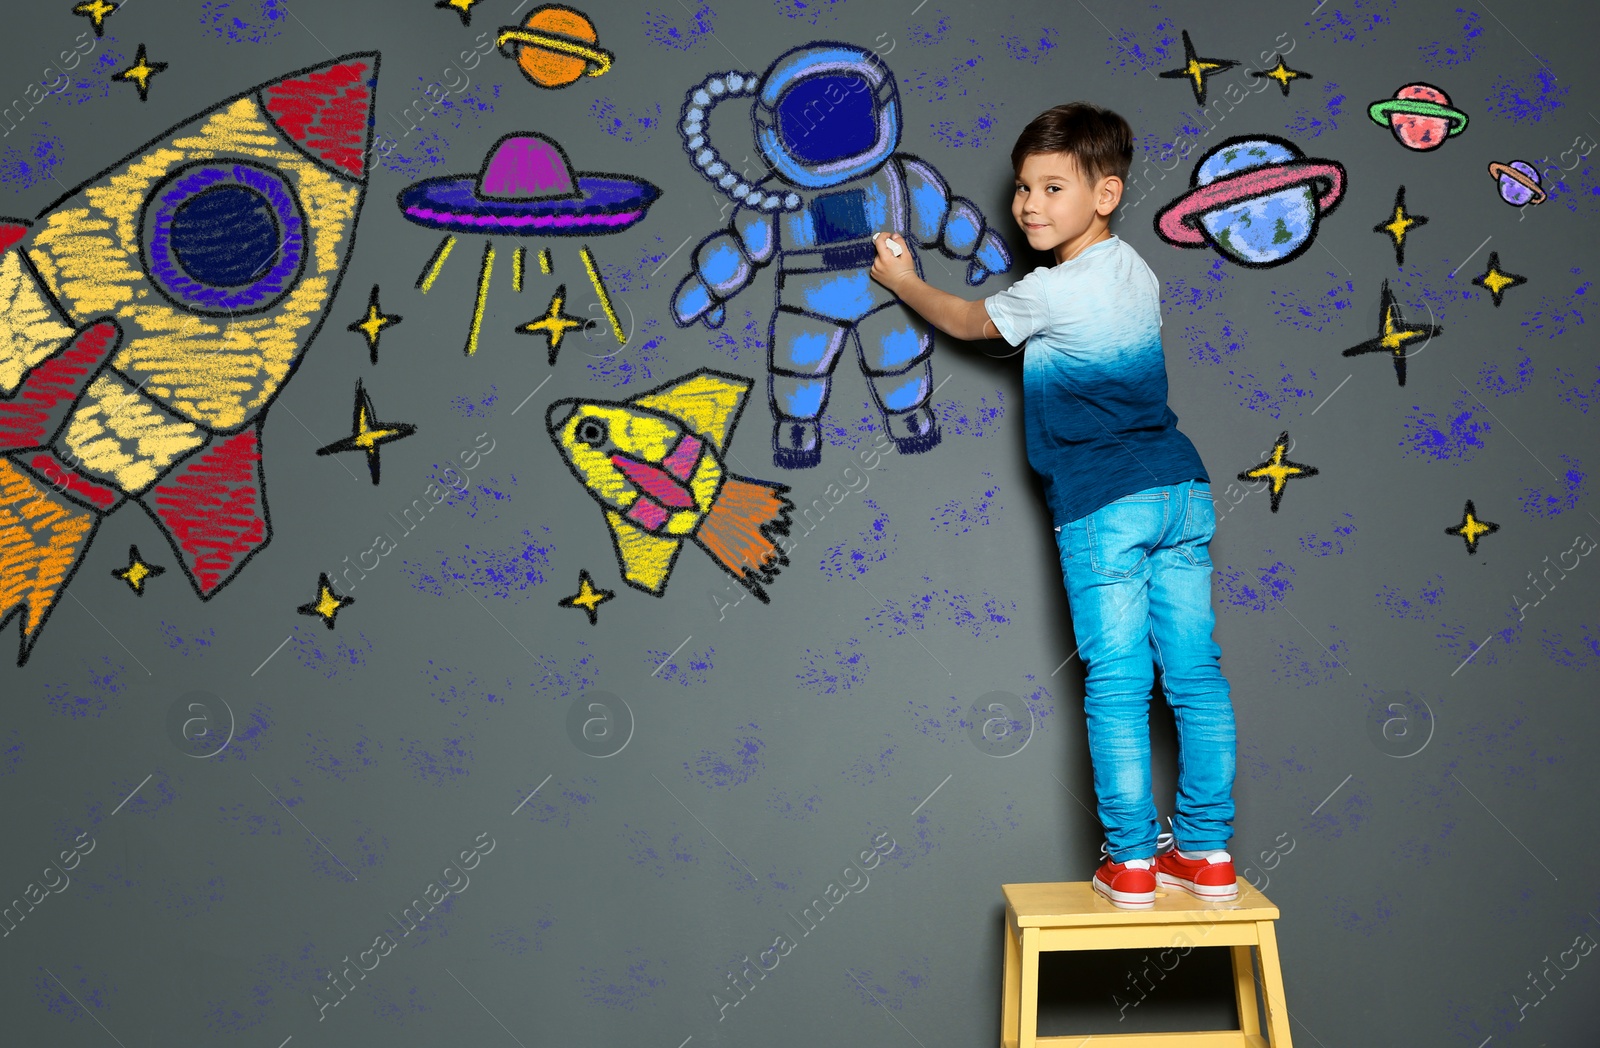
[797,637,869,694]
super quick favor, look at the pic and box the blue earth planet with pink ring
[1155,136,1347,268]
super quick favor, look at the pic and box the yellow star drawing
[110,544,165,595]
[1158,30,1238,105]
[298,572,355,629]
[315,380,418,485]
[114,43,168,102]
[1250,54,1311,96]
[347,285,402,364]
[1471,251,1527,308]
[1237,431,1319,513]
[1372,185,1428,266]
[434,0,483,26]
[1445,499,1499,555]
[1342,280,1443,387]
[558,569,615,625]
[516,284,586,365]
[73,0,118,36]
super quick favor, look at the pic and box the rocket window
[140,160,307,316]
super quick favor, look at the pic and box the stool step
[1005,1033,1270,1047]
[1004,881,1279,928]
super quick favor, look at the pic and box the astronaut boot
[772,416,822,469]
[883,405,940,455]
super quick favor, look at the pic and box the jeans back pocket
[1085,492,1167,578]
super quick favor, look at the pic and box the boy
[868,103,1238,909]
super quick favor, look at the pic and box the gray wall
[2,0,1597,1044]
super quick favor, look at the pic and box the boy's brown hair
[1010,102,1133,184]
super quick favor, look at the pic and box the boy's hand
[869,232,918,293]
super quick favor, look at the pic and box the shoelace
[1098,840,1153,868]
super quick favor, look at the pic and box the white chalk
[875,232,903,257]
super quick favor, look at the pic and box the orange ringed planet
[497,5,614,88]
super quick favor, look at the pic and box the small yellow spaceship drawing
[545,369,794,602]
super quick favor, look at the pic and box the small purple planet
[1487,160,1545,207]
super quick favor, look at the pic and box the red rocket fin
[261,54,378,181]
[143,423,270,596]
[0,221,28,254]
[0,320,122,453]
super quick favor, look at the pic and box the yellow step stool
[1001,881,1292,1047]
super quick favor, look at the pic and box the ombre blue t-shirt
[983,236,1207,525]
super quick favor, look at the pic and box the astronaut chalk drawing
[669,43,1012,469]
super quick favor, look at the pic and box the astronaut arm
[869,234,1001,341]
[894,156,1012,286]
[670,206,778,329]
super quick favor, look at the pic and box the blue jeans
[1055,480,1236,863]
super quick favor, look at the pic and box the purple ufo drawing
[397,131,661,235]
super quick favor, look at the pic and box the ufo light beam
[467,241,496,357]
[416,235,456,292]
[580,245,625,346]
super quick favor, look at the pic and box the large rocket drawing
[0,53,379,666]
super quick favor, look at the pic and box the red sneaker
[1155,848,1239,901]
[1092,856,1156,909]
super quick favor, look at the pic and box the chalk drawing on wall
[298,572,355,628]
[497,5,614,89]
[0,53,378,666]
[546,368,795,602]
[1154,136,1346,269]
[110,545,164,595]
[1367,83,1468,151]
[1238,432,1319,513]
[1157,30,1238,106]
[347,285,402,365]
[74,0,119,36]
[1445,499,1499,554]
[1488,161,1546,207]
[1250,54,1312,96]
[1372,185,1427,266]
[436,0,486,27]
[1342,280,1443,386]
[558,569,615,624]
[1471,251,1527,307]
[667,44,1011,468]
[516,285,586,364]
[401,133,659,356]
[113,43,168,102]
[314,380,418,485]
[578,245,626,346]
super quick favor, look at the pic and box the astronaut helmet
[752,43,901,191]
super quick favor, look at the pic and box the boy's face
[1011,152,1118,263]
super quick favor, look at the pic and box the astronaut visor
[776,75,876,166]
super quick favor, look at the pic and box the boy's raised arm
[868,233,1005,343]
